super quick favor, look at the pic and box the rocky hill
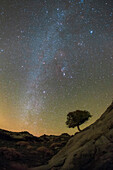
[30,102,113,170]
[0,129,40,141]
[0,129,71,169]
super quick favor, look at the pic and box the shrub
[10,162,28,170]
[0,147,22,160]
[16,141,30,147]
[37,146,53,157]
[26,145,33,150]
[50,142,62,149]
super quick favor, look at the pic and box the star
[89,30,94,34]
[43,91,46,94]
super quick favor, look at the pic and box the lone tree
[66,110,91,132]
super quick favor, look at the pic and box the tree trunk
[77,125,81,132]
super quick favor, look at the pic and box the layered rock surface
[31,102,113,170]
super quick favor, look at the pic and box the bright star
[90,30,93,34]
[63,73,66,76]
[43,91,46,94]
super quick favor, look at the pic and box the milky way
[0,0,112,136]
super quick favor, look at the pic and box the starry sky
[0,0,113,136]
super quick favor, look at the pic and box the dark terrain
[0,102,113,170]
[0,129,71,169]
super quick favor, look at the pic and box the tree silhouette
[66,110,91,132]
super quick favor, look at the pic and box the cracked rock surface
[30,102,113,170]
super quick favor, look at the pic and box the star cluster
[0,0,112,135]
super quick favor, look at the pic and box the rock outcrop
[31,102,113,170]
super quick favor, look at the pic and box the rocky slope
[31,102,113,170]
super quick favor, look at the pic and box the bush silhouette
[9,162,28,170]
[66,110,91,132]
[0,147,22,160]
[37,146,53,157]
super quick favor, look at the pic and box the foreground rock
[31,102,113,170]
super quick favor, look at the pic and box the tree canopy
[66,110,91,132]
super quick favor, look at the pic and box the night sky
[0,0,113,136]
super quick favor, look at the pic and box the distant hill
[30,102,113,170]
[0,129,40,141]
